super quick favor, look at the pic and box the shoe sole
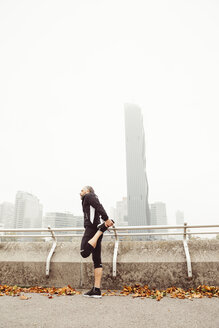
[83,294,102,298]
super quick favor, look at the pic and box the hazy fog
[0,0,219,226]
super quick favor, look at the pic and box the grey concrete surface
[0,291,219,328]
[0,240,219,289]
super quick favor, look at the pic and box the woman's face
[80,187,89,199]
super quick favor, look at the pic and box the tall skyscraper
[14,191,43,229]
[124,104,151,228]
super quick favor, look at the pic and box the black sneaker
[97,220,115,233]
[83,287,102,298]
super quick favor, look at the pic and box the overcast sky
[0,0,219,226]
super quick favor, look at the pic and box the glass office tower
[124,104,151,235]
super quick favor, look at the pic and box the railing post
[183,222,192,278]
[46,226,57,277]
[112,224,119,277]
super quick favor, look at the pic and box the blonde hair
[85,186,95,193]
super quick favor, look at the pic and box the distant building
[124,104,151,228]
[42,211,79,241]
[75,215,84,228]
[110,207,116,220]
[150,202,167,225]
[175,210,184,240]
[110,197,128,226]
[0,202,14,228]
[0,223,4,241]
[116,197,128,222]
[150,202,168,240]
[176,210,184,225]
[14,191,43,229]
[75,216,85,237]
[43,211,76,229]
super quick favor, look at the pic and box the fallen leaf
[19,295,29,300]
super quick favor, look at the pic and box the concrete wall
[0,240,219,289]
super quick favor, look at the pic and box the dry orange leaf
[19,295,29,300]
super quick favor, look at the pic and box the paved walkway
[0,290,219,328]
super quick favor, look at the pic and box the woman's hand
[105,219,114,227]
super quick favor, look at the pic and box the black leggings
[80,226,103,269]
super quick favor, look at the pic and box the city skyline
[0,1,219,227]
[1,189,184,229]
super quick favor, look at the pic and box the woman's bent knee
[80,249,90,258]
[80,241,95,258]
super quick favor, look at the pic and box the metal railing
[0,223,219,278]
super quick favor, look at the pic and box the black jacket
[81,192,109,228]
